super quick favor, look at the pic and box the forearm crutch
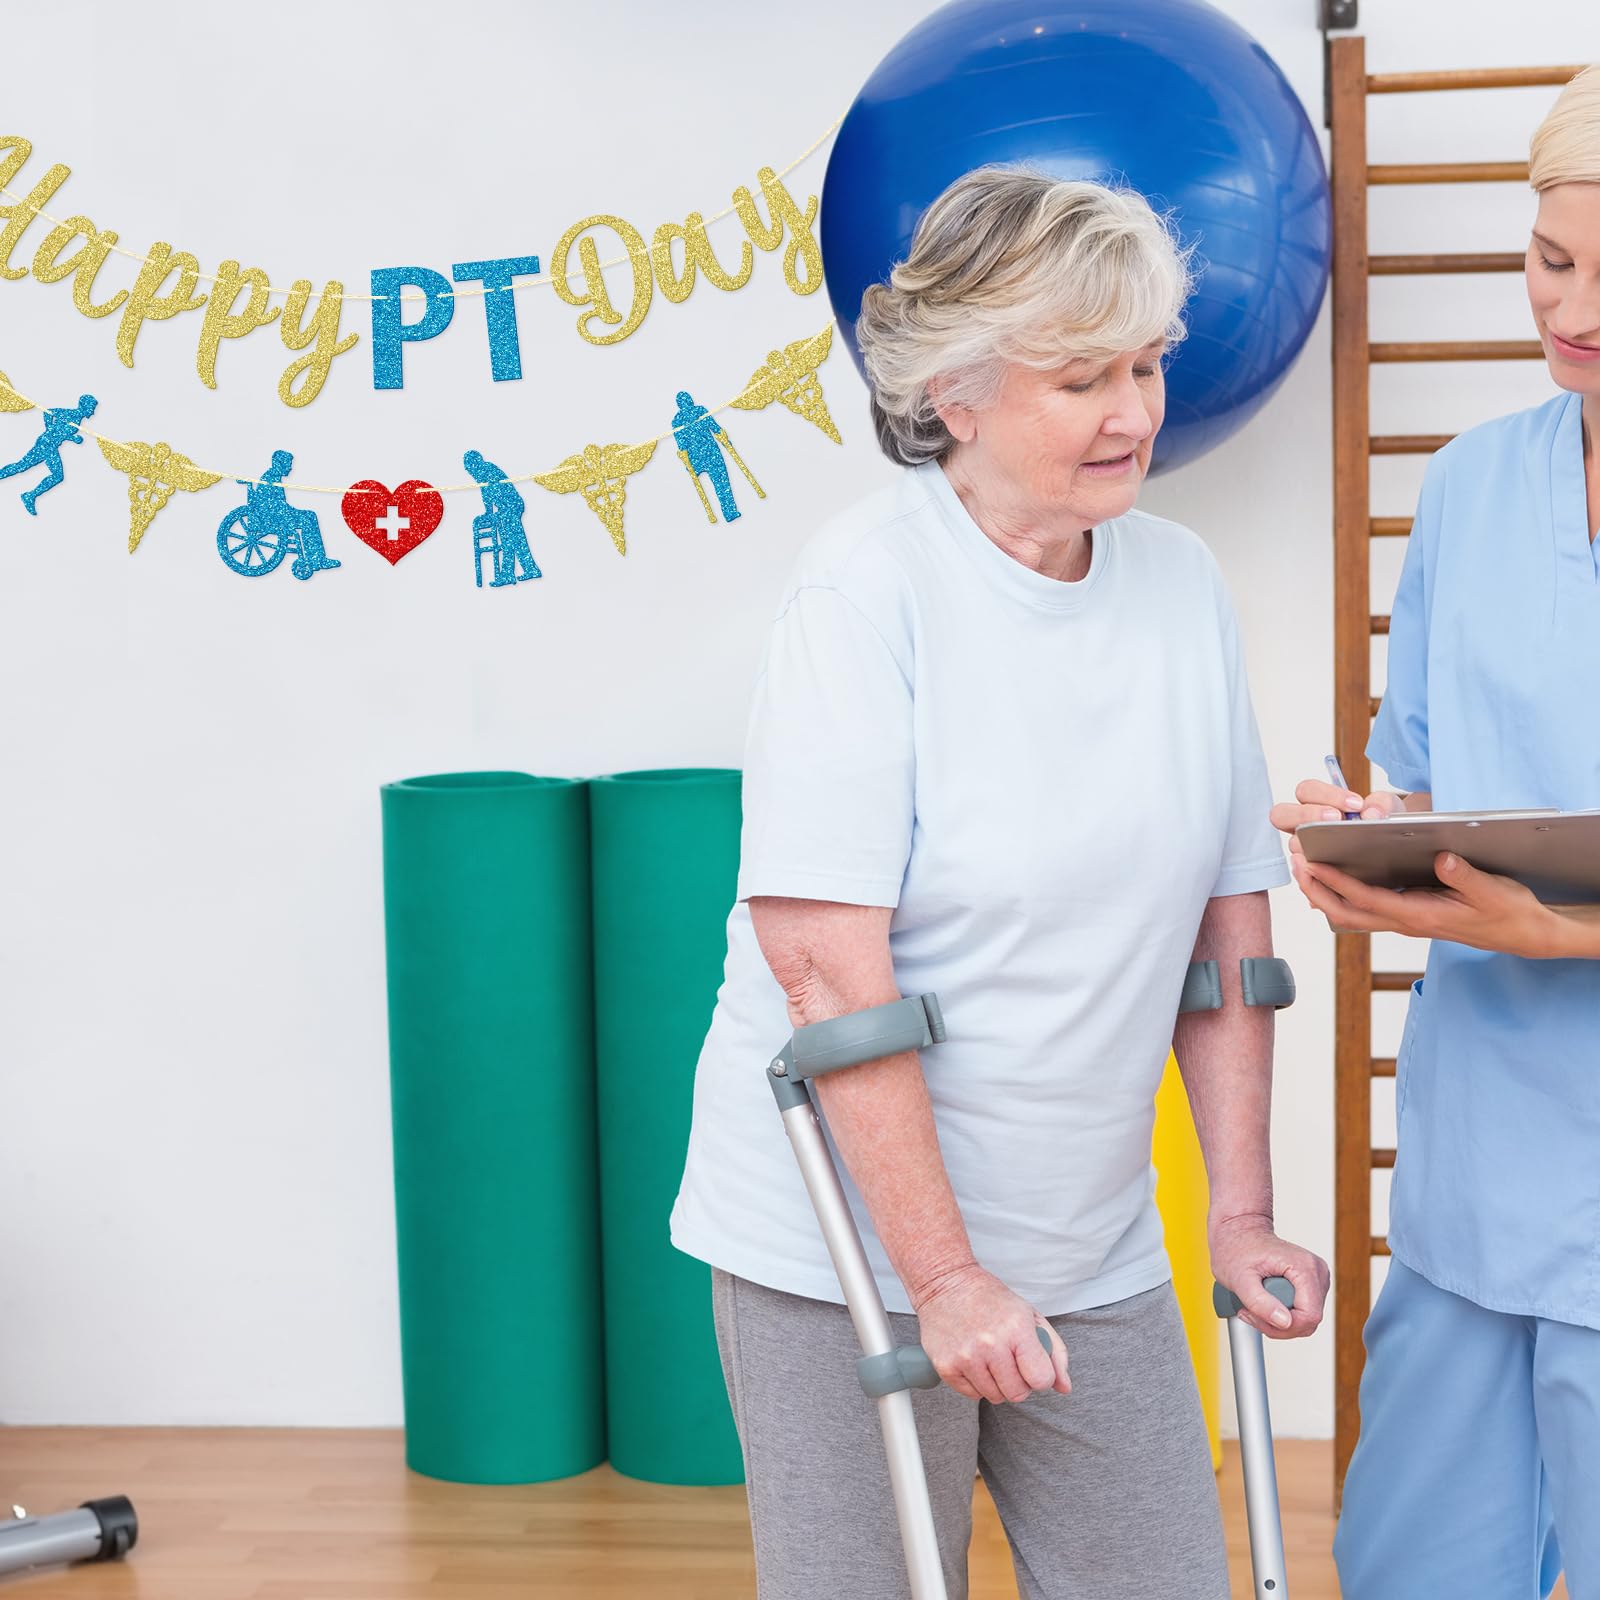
[1215,1275,1296,1599]
[717,429,765,498]
[1186,955,1298,1598]
[768,993,962,1597]
[767,956,1297,1600]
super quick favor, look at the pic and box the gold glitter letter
[652,209,755,304]
[686,210,752,291]
[732,170,785,252]
[650,221,697,305]
[550,214,652,346]
[114,242,209,368]
[31,216,129,318]
[733,167,822,295]
[196,260,282,388]
[278,278,359,407]
[0,138,72,282]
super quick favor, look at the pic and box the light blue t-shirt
[1369,390,1600,1329]
[670,461,1288,1315]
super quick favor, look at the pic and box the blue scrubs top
[1369,390,1600,1330]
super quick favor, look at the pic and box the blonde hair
[855,165,1193,466]
[1530,65,1600,190]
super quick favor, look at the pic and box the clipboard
[1296,809,1600,904]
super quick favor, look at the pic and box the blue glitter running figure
[672,389,764,525]
[215,450,341,580]
[464,450,541,588]
[0,393,98,515]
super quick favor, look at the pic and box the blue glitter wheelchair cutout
[0,393,97,515]
[215,450,342,580]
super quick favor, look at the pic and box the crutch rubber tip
[82,1497,137,1560]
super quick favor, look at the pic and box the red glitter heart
[340,479,444,564]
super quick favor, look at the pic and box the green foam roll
[589,768,745,1485]
[381,772,603,1484]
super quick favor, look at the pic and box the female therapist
[1272,67,1600,1600]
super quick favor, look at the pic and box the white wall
[0,0,1587,1436]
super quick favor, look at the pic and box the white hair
[855,165,1194,466]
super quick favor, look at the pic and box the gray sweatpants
[711,1271,1228,1600]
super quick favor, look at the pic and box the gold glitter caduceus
[96,438,225,552]
[534,439,660,556]
[729,326,841,444]
[0,370,36,413]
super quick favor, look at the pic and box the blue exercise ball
[821,0,1331,474]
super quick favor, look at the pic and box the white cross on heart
[374,504,410,542]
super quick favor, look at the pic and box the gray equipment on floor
[0,1497,138,1578]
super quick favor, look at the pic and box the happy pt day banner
[0,119,843,587]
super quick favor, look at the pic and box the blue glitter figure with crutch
[0,393,98,514]
[464,450,541,588]
[672,389,764,524]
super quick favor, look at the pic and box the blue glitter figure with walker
[464,450,541,588]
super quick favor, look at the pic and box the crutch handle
[1212,1276,1295,1319]
[877,1327,1054,1396]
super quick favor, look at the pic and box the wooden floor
[0,1428,1569,1598]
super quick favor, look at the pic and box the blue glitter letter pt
[370,267,455,390]
[452,255,541,382]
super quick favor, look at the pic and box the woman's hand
[1291,850,1574,958]
[1269,780,1406,855]
[1209,1214,1329,1340]
[913,1262,1071,1403]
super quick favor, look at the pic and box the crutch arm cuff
[770,993,945,1085]
[1177,958,1297,1014]
[1240,956,1296,1009]
[1177,960,1223,1013]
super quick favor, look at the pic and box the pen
[1324,755,1362,821]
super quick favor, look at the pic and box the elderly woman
[1274,68,1600,1600]
[670,166,1328,1598]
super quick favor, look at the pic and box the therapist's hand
[1290,849,1574,958]
[1209,1214,1329,1340]
[1270,780,1404,853]
[914,1262,1071,1404]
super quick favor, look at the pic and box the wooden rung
[1372,1147,1397,1169]
[1371,339,1544,362]
[1373,971,1423,992]
[1368,161,1528,184]
[1366,65,1585,94]
[1368,695,1382,717]
[1371,1236,1391,1257]
[1370,516,1415,536]
[1371,614,1391,635]
[1370,436,1453,455]
[1369,251,1524,275]
[1372,1057,1397,1077]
